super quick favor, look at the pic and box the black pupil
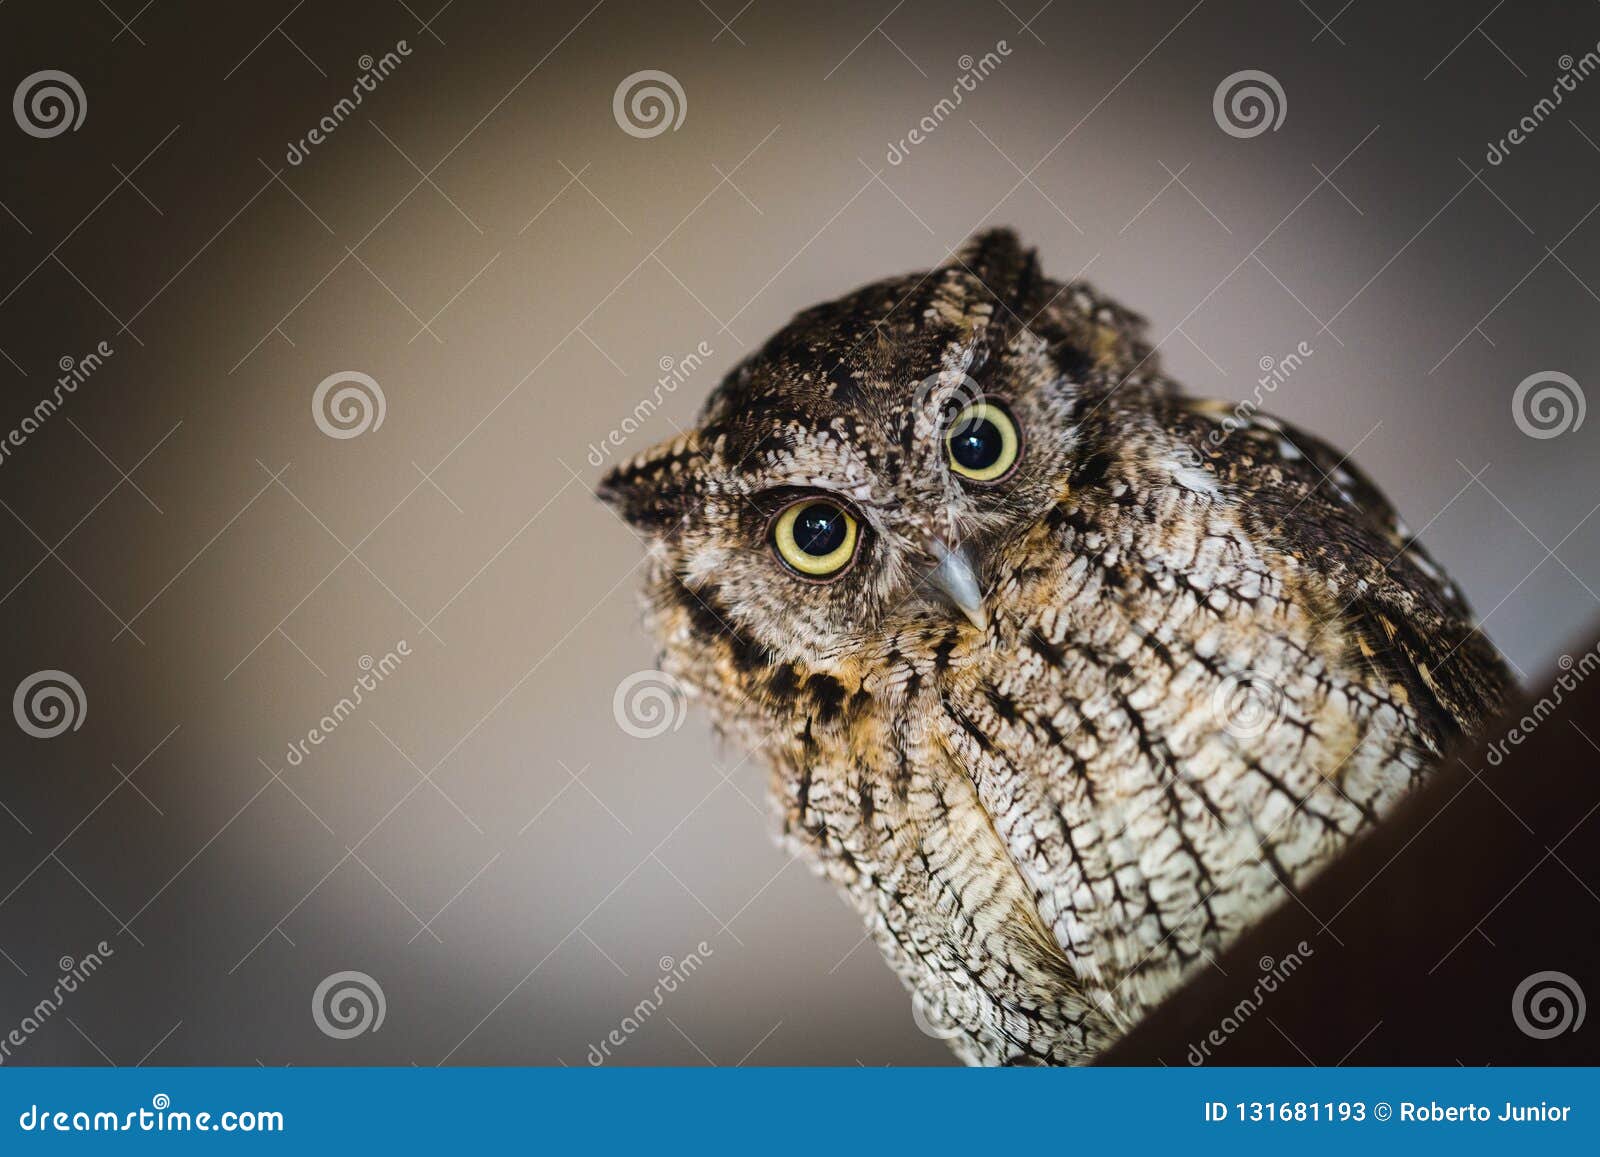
[794,504,846,556]
[950,416,1003,471]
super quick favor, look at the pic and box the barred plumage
[600,229,1511,1064]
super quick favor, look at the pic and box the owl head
[599,229,1165,671]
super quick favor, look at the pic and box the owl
[599,229,1511,1064]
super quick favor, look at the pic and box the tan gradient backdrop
[1,0,1597,1064]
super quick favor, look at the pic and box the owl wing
[1173,396,1514,750]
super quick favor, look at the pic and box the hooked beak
[925,538,988,631]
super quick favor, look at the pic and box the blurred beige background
[1,0,1597,1064]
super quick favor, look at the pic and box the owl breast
[753,426,1432,1063]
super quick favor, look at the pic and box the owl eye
[771,498,860,579]
[945,400,1021,483]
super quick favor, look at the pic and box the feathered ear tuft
[950,228,1035,286]
[939,228,1046,346]
[597,432,709,533]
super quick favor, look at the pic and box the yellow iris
[772,500,859,578]
[945,401,1021,482]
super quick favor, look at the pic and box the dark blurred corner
[1105,620,1600,1066]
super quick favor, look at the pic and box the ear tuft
[597,432,708,532]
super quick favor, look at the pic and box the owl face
[600,230,1137,668]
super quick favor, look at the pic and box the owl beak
[925,538,988,631]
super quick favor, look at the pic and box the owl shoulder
[1164,396,1514,744]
